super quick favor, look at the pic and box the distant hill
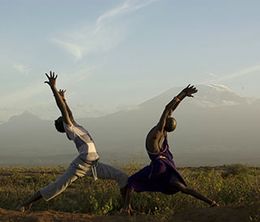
[0,84,259,166]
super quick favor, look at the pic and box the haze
[0,1,259,166]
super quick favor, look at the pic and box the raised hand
[58,89,66,100]
[44,71,57,88]
[181,84,198,97]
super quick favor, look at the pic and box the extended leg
[171,180,218,206]
[18,191,42,212]
[94,162,128,189]
[94,162,130,211]
[120,186,134,215]
[18,161,84,212]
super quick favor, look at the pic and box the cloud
[13,63,30,75]
[52,0,160,60]
[96,0,159,26]
[0,81,47,121]
[208,72,217,78]
[52,18,125,61]
[201,65,260,84]
[61,64,98,88]
[0,84,45,107]
[215,65,260,82]
[51,39,83,60]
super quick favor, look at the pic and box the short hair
[165,117,177,132]
[54,116,65,133]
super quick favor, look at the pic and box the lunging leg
[171,180,218,206]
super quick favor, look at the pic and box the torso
[63,122,99,161]
[146,126,167,154]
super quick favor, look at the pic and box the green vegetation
[0,164,259,216]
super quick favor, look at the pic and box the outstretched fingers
[49,71,57,79]
[58,89,66,99]
[44,71,58,86]
[45,71,57,79]
[182,84,198,97]
[191,85,198,93]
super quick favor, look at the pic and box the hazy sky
[0,0,259,121]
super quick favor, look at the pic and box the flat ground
[0,206,259,222]
[1,165,258,221]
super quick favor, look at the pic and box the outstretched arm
[58,89,76,124]
[44,71,72,126]
[157,84,197,131]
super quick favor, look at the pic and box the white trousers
[40,155,128,201]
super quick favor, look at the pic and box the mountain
[0,111,75,164]
[79,84,260,166]
[0,84,259,166]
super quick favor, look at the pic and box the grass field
[0,164,259,218]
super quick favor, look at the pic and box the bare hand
[182,84,198,97]
[58,89,66,100]
[44,71,57,87]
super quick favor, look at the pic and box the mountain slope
[0,85,259,166]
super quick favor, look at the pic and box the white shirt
[63,121,99,162]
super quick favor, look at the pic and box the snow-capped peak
[206,84,234,92]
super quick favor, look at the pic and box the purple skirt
[128,158,186,194]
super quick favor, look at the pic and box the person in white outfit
[19,71,128,211]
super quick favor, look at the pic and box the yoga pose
[19,71,128,211]
[123,85,218,214]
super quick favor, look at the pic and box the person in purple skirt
[123,85,218,214]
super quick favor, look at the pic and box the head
[164,117,177,132]
[54,116,65,133]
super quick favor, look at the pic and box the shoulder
[63,121,76,132]
[64,120,83,128]
[147,126,163,139]
[72,120,82,128]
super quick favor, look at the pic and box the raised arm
[157,84,197,131]
[58,89,76,124]
[44,71,72,126]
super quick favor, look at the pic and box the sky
[0,0,259,122]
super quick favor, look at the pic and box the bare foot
[17,203,32,212]
[119,207,134,216]
[210,201,219,207]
